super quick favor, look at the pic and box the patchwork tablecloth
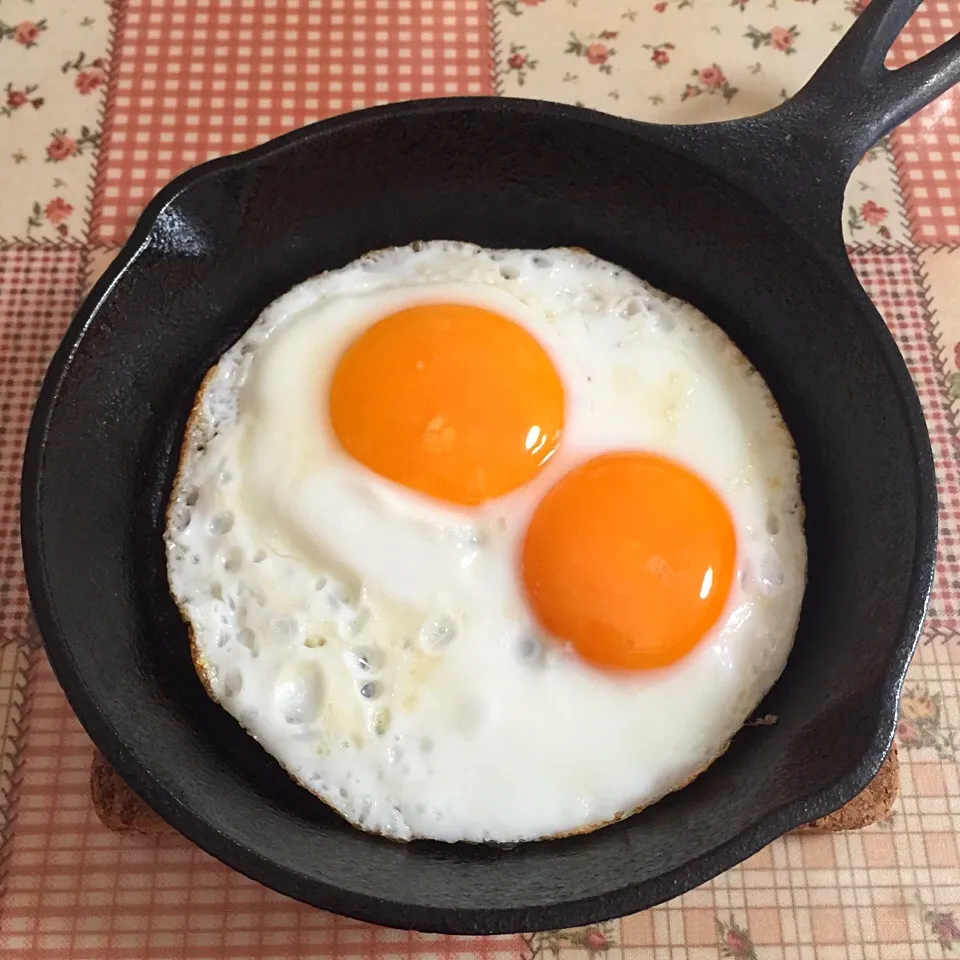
[1,0,960,956]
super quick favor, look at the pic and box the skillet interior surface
[22,99,935,933]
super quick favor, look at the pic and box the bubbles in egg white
[165,241,806,843]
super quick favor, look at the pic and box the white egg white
[165,242,806,843]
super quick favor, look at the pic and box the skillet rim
[21,96,938,934]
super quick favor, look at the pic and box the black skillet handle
[660,0,960,252]
[785,0,960,167]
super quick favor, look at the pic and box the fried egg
[165,242,806,843]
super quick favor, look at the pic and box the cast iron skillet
[21,0,958,935]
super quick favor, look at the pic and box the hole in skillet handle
[649,0,960,255]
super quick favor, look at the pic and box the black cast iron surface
[20,0,957,935]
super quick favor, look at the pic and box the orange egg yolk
[522,452,736,671]
[329,303,564,505]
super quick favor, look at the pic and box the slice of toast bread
[90,743,898,836]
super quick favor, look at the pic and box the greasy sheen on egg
[165,241,806,844]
